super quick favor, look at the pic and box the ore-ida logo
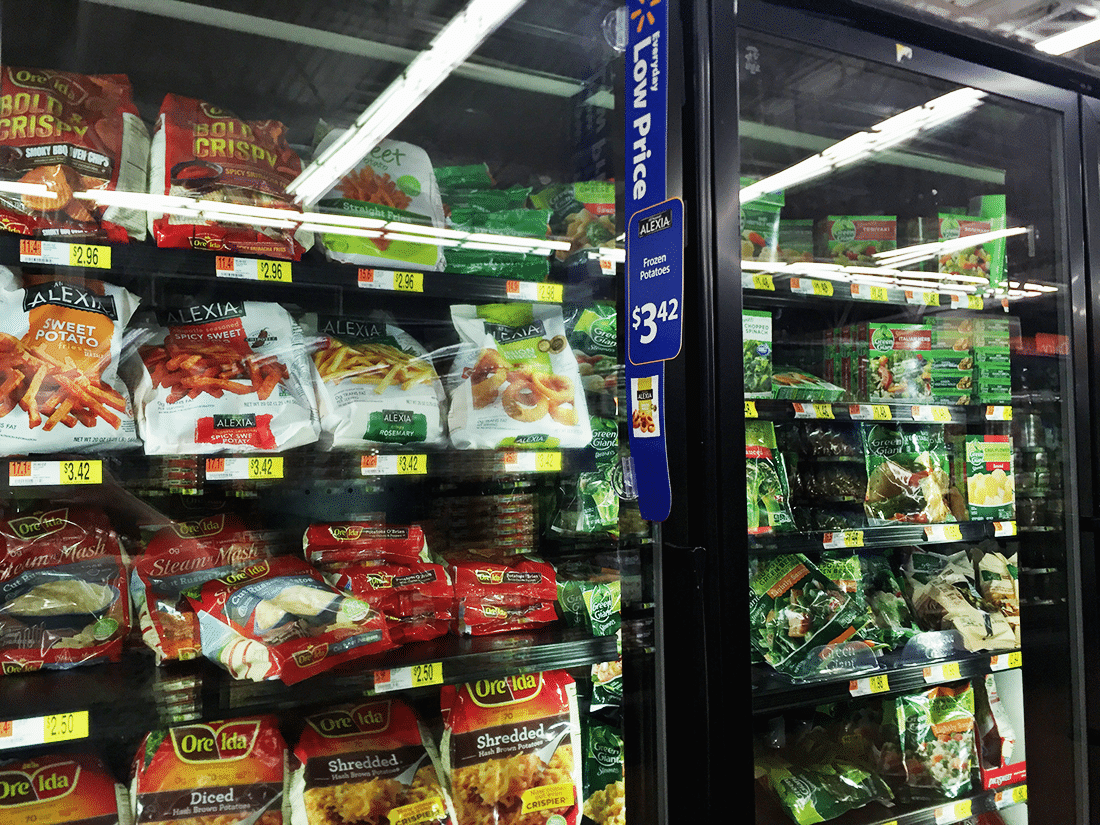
[631,0,662,33]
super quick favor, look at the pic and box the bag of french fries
[0,268,140,453]
[127,299,320,454]
[447,303,592,449]
[306,313,447,449]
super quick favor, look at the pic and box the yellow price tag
[871,405,892,420]
[925,523,963,542]
[868,674,889,692]
[1013,785,1027,803]
[942,661,962,680]
[43,710,89,744]
[393,271,424,292]
[60,460,102,485]
[968,295,984,310]
[536,283,564,302]
[68,243,110,269]
[247,456,284,480]
[745,401,758,418]
[396,454,427,475]
[410,661,443,687]
[954,799,973,820]
[535,451,563,472]
[825,530,864,548]
[843,531,863,547]
[1009,650,1022,668]
[932,406,951,422]
[868,286,889,302]
[812,280,834,297]
[813,403,834,419]
[923,292,940,306]
[257,259,291,282]
[751,273,775,291]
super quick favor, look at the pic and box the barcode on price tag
[373,662,443,693]
[923,661,962,683]
[9,460,102,486]
[849,673,889,696]
[990,651,1023,671]
[924,523,963,542]
[215,256,291,283]
[948,293,984,310]
[986,406,1012,421]
[205,457,283,481]
[793,403,834,419]
[904,289,940,306]
[356,268,424,293]
[911,405,952,422]
[849,404,892,420]
[502,451,562,473]
[360,454,428,476]
[935,799,972,824]
[823,530,864,549]
[20,239,111,269]
[505,280,563,303]
[994,521,1017,537]
[0,711,89,751]
[790,278,834,297]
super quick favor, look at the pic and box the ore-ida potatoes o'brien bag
[448,304,591,449]
[0,267,140,453]
[130,299,319,454]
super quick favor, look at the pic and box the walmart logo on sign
[630,0,662,33]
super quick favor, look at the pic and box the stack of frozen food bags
[450,555,559,635]
[305,521,454,644]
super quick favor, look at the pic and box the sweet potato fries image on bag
[140,335,290,403]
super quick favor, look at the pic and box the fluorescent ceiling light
[741,88,986,203]
[874,226,1028,266]
[288,0,526,206]
[1036,18,1100,54]
[0,181,55,198]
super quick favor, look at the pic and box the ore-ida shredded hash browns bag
[0,267,140,453]
[133,715,288,825]
[441,670,582,825]
[128,299,319,454]
[448,304,591,450]
[290,699,458,825]
[0,752,133,825]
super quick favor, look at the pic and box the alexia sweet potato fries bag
[0,268,140,454]
[148,94,308,259]
[129,299,319,454]
[134,715,288,825]
[186,555,393,684]
[0,752,132,825]
[0,66,149,242]
[441,671,582,825]
[290,699,457,825]
[0,506,129,674]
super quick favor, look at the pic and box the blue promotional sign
[624,0,674,522]
[627,198,683,365]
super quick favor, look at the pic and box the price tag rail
[743,398,999,425]
[752,646,1023,715]
[749,520,1007,556]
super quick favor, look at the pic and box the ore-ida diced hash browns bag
[448,304,591,450]
[133,715,288,825]
[0,506,129,674]
[290,699,458,825]
[0,752,133,825]
[148,94,308,259]
[0,66,149,242]
[0,268,140,453]
[441,670,582,825]
[129,299,319,454]
[308,314,446,449]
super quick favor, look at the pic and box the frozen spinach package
[747,421,795,534]
[743,310,773,397]
[892,683,978,801]
[757,754,893,825]
[748,554,866,676]
[861,553,919,649]
[817,552,883,650]
[862,424,956,525]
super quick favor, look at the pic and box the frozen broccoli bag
[448,303,591,449]
[892,682,978,801]
[818,552,883,650]
[749,554,866,676]
[861,553,919,649]
[747,421,794,533]
[757,754,893,824]
[862,424,955,525]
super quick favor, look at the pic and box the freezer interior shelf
[744,398,1011,425]
[749,519,1015,554]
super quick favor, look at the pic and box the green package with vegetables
[862,424,958,525]
[747,421,795,534]
[741,178,784,262]
[757,755,894,825]
[743,310,773,397]
[889,682,978,801]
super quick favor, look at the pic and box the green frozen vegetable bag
[861,424,956,525]
[757,754,894,824]
[746,420,795,533]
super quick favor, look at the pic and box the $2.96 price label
[215,256,291,283]
[20,239,111,269]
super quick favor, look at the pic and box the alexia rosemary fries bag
[448,304,591,449]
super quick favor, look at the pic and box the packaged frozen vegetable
[965,435,1015,520]
[743,310,773,397]
[756,754,893,825]
[566,303,618,397]
[582,722,625,825]
[890,682,978,801]
[771,367,846,402]
[531,180,616,260]
[862,424,957,525]
[746,421,795,534]
[820,215,896,265]
[739,181,783,263]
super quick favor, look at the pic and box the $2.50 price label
[0,711,89,751]
[9,460,102,486]
[205,456,283,481]
[373,662,443,693]
[20,239,111,269]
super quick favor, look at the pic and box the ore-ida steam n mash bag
[0,752,133,825]
[448,303,591,449]
[316,135,446,270]
[0,65,149,242]
[0,267,140,453]
[129,299,319,454]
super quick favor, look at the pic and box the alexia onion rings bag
[290,699,457,825]
[185,555,393,685]
[0,268,140,453]
[306,314,446,449]
[131,514,271,663]
[441,671,583,825]
[133,715,288,825]
[0,752,133,825]
[0,66,149,242]
[315,136,446,270]
[128,299,319,454]
[0,506,129,674]
[148,94,309,259]
[448,304,591,450]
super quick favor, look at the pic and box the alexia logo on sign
[638,209,672,237]
[0,762,80,806]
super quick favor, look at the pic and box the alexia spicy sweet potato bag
[0,66,149,242]
[134,715,288,825]
[148,94,308,259]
